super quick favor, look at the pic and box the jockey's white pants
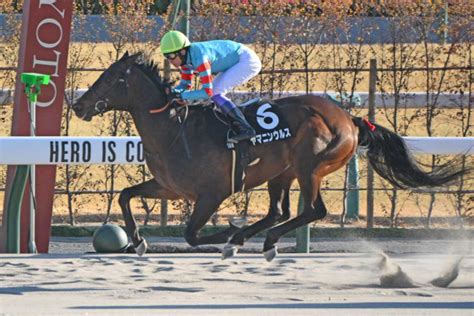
[212,45,262,95]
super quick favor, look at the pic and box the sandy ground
[0,238,473,315]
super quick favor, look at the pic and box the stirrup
[226,130,255,148]
[232,133,256,142]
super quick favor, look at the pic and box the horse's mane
[132,54,169,90]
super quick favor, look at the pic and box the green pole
[367,59,377,228]
[325,93,361,219]
[159,0,189,226]
[6,165,30,253]
[346,155,360,218]
[178,0,190,36]
[443,2,448,44]
[295,192,309,253]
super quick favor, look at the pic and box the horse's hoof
[229,217,247,229]
[135,239,148,257]
[264,246,278,262]
[222,244,239,260]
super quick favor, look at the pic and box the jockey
[160,30,262,142]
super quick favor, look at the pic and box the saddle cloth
[237,98,293,146]
[224,98,294,194]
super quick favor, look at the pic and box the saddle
[220,97,292,194]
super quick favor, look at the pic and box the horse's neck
[130,102,176,155]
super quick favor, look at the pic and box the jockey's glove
[171,87,185,94]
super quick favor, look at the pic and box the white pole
[28,93,37,253]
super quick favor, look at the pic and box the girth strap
[230,141,252,194]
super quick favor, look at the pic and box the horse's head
[72,52,142,121]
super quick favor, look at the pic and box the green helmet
[92,223,129,253]
[160,30,191,54]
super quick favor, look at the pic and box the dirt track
[0,238,472,315]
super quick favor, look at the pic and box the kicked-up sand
[0,250,473,315]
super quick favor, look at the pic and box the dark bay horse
[72,52,467,261]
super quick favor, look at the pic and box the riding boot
[226,107,256,142]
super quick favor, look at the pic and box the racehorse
[72,52,467,261]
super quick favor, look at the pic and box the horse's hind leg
[262,170,328,262]
[263,122,356,261]
[118,179,178,256]
[224,168,295,258]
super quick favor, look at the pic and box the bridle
[89,59,175,118]
[88,66,132,116]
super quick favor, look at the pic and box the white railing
[0,90,470,108]
[0,136,473,165]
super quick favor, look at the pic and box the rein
[167,103,192,159]
[147,93,193,158]
[149,101,172,114]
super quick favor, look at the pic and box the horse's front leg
[118,178,178,256]
[183,194,239,247]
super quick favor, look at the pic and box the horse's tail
[352,117,468,189]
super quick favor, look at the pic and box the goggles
[164,52,179,60]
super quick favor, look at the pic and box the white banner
[0,136,472,165]
[0,136,144,165]
[404,137,474,155]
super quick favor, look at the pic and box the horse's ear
[119,51,130,61]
